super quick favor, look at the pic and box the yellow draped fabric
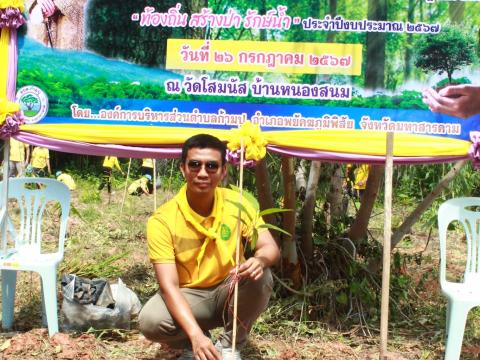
[0,0,24,11]
[0,98,19,125]
[0,28,9,100]
[20,124,471,158]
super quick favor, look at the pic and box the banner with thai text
[17,0,480,143]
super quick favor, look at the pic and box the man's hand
[235,256,266,281]
[191,332,221,360]
[422,85,480,119]
[38,0,57,18]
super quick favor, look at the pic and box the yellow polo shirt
[353,164,369,190]
[142,158,154,168]
[128,177,149,195]
[147,187,265,288]
[31,147,49,169]
[57,173,76,190]
[102,156,121,171]
[9,139,28,162]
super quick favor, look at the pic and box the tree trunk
[254,158,277,231]
[348,165,385,242]
[295,160,307,200]
[365,0,387,89]
[184,0,207,39]
[326,0,337,43]
[326,164,344,220]
[301,161,321,260]
[281,157,301,288]
[449,1,465,24]
[391,160,466,248]
[404,0,415,80]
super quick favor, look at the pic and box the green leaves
[227,186,291,251]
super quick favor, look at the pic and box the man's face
[180,147,226,197]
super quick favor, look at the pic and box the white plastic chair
[0,178,70,336]
[438,197,480,360]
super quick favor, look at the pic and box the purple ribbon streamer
[0,8,25,29]
[226,149,257,168]
[469,131,480,169]
[0,111,24,139]
[12,132,468,164]
[7,28,16,101]
[267,145,467,165]
[14,132,182,158]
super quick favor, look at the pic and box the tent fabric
[19,124,471,162]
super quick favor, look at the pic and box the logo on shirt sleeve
[220,224,231,241]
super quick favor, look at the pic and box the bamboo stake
[153,159,157,210]
[232,139,244,358]
[380,132,394,359]
[120,158,132,213]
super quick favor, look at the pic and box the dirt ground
[1,184,479,359]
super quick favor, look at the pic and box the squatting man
[139,134,280,360]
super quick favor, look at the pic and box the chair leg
[39,269,59,337]
[444,301,471,360]
[1,269,17,330]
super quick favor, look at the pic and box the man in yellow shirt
[30,146,51,177]
[128,174,151,196]
[9,138,30,177]
[56,171,76,190]
[139,134,279,360]
[98,156,124,193]
[353,164,369,201]
[141,158,154,192]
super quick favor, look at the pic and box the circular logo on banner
[16,86,49,124]
[220,224,232,241]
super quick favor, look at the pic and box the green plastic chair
[0,178,70,336]
[438,197,480,360]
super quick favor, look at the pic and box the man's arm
[153,263,221,360]
[236,230,280,280]
[46,155,51,175]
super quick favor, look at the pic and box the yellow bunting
[0,28,9,99]
[0,97,19,125]
[227,121,267,161]
[0,0,24,11]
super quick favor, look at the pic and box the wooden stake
[380,132,394,359]
[120,158,132,213]
[232,139,244,358]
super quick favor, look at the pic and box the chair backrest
[0,178,70,256]
[438,197,480,285]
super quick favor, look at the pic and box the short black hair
[181,134,227,165]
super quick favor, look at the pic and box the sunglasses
[187,160,221,173]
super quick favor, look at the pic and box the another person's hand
[235,256,265,281]
[191,332,221,360]
[422,85,480,119]
[38,0,57,18]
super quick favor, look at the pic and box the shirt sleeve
[147,214,176,264]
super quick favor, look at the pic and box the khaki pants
[139,268,273,349]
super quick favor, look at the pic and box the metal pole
[1,139,10,257]
[153,159,157,210]
[380,132,394,359]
